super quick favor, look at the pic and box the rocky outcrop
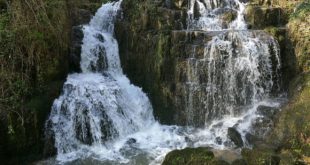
[115,0,188,124]
[241,1,310,164]
[116,10,243,125]
[115,0,309,164]
[116,0,284,126]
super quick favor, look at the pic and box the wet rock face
[172,30,282,126]
[74,9,93,25]
[115,0,188,125]
[69,3,104,73]
[256,105,278,119]
[70,16,92,73]
[44,120,57,157]
[116,0,282,126]
[245,133,257,144]
[227,127,244,148]
[70,26,83,72]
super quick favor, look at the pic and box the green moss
[287,2,310,72]
[162,147,217,165]
[155,34,170,77]
[0,13,8,30]
[290,1,310,19]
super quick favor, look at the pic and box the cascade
[45,0,285,164]
[183,30,282,126]
[183,0,282,127]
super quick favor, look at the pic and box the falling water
[187,0,247,30]
[46,1,186,164]
[45,0,285,164]
[183,30,282,126]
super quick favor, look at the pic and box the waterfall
[46,1,186,164]
[183,31,282,126]
[183,0,283,126]
[45,0,285,164]
[187,0,247,30]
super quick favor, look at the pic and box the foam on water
[45,0,286,164]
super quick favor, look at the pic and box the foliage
[290,1,310,19]
[287,0,310,72]
[0,0,110,162]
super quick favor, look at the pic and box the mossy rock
[245,5,287,29]
[162,147,229,165]
[272,73,310,163]
[253,73,310,165]
[287,1,310,72]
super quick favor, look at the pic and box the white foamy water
[187,0,247,30]
[45,0,286,164]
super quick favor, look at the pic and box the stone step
[170,29,285,85]
[171,29,287,60]
[171,29,287,45]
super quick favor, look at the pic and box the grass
[290,1,310,19]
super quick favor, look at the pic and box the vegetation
[290,1,310,19]
[0,0,106,163]
[242,1,310,164]
[287,1,310,72]
[0,0,309,164]
[0,0,70,163]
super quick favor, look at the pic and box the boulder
[126,138,137,145]
[163,147,230,165]
[227,127,244,148]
